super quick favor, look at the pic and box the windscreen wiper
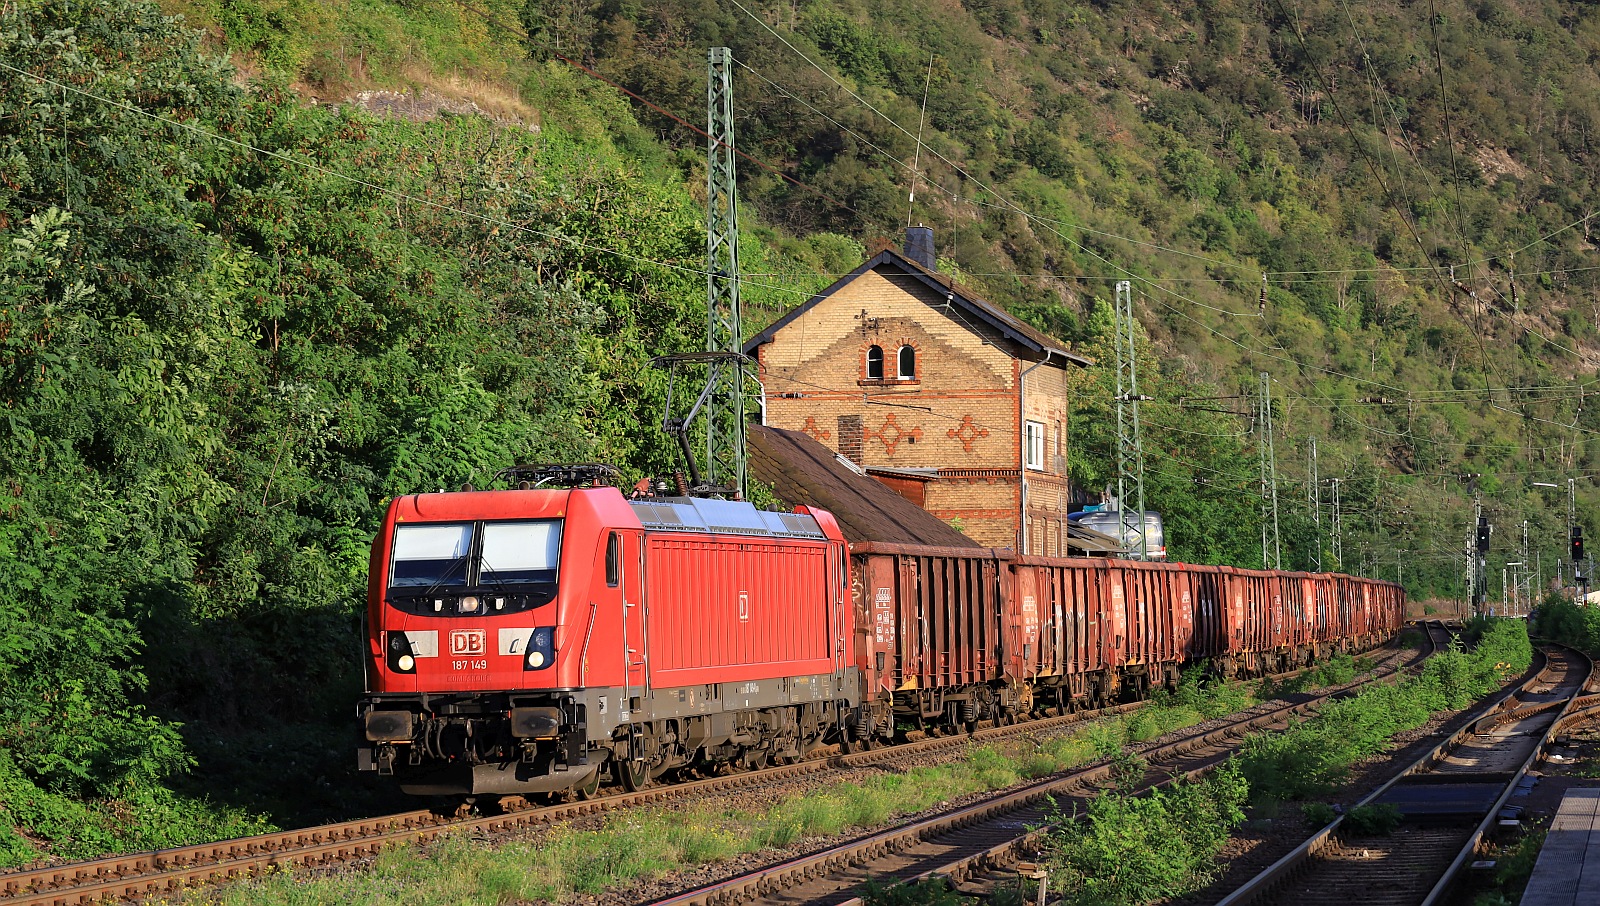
[414,555,472,600]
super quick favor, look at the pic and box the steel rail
[1208,634,1592,906]
[645,624,1444,906]
[1418,642,1600,906]
[0,697,1158,905]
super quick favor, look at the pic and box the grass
[1256,652,1371,697]
[159,0,540,113]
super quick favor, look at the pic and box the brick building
[745,227,1093,553]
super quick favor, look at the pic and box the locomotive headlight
[385,630,425,674]
[523,627,556,671]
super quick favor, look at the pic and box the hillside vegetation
[0,0,1597,859]
[158,0,1600,582]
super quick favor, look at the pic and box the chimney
[904,225,936,271]
[838,415,864,466]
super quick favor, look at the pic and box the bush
[1533,598,1600,653]
[862,879,976,906]
[1302,802,1337,826]
[1043,764,1249,906]
[1343,803,1403,835]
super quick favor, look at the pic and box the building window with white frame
[897,345,916,379]
[1024,420,1045,470]
[866,345,884,380]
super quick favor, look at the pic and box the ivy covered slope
[0,0,858,861]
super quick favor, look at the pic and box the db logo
[450,629,486,656]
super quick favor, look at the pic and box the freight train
[356,472,1403,797]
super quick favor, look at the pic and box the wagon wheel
[574,766,601,800]
[617,757,648,793]
[963,719,979,735]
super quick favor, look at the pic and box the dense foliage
[1531,596,1600,652]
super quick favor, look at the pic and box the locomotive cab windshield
[386,519,563,615]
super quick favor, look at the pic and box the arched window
[897,345,916,379]
[866,345,884,380]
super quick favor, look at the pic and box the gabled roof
[743,248,1093,368]
[748,425,980,548]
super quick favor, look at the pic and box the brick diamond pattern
[801,416,832,442]
[947,414,990,453]
[867,413,924,456]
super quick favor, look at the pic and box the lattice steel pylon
[1257,372,1281,569]
[1330,477,1343,571]
[705,46,747,497]
[1113,281,1148,559]
[1308,436,1322,571]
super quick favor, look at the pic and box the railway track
[638,622,1451,906]
[1207,635,1597,906]
[0,675,1233,905]
[0,632,1429,906]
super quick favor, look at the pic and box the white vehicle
[1068,509,1167,560]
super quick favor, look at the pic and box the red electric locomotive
[356,468,861,797]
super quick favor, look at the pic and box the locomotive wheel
[618,757,648,792]
[963,719,979,735]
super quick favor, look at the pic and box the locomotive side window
[390,523,474,587]
[605,532,620,587]
[481,520,562,585]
